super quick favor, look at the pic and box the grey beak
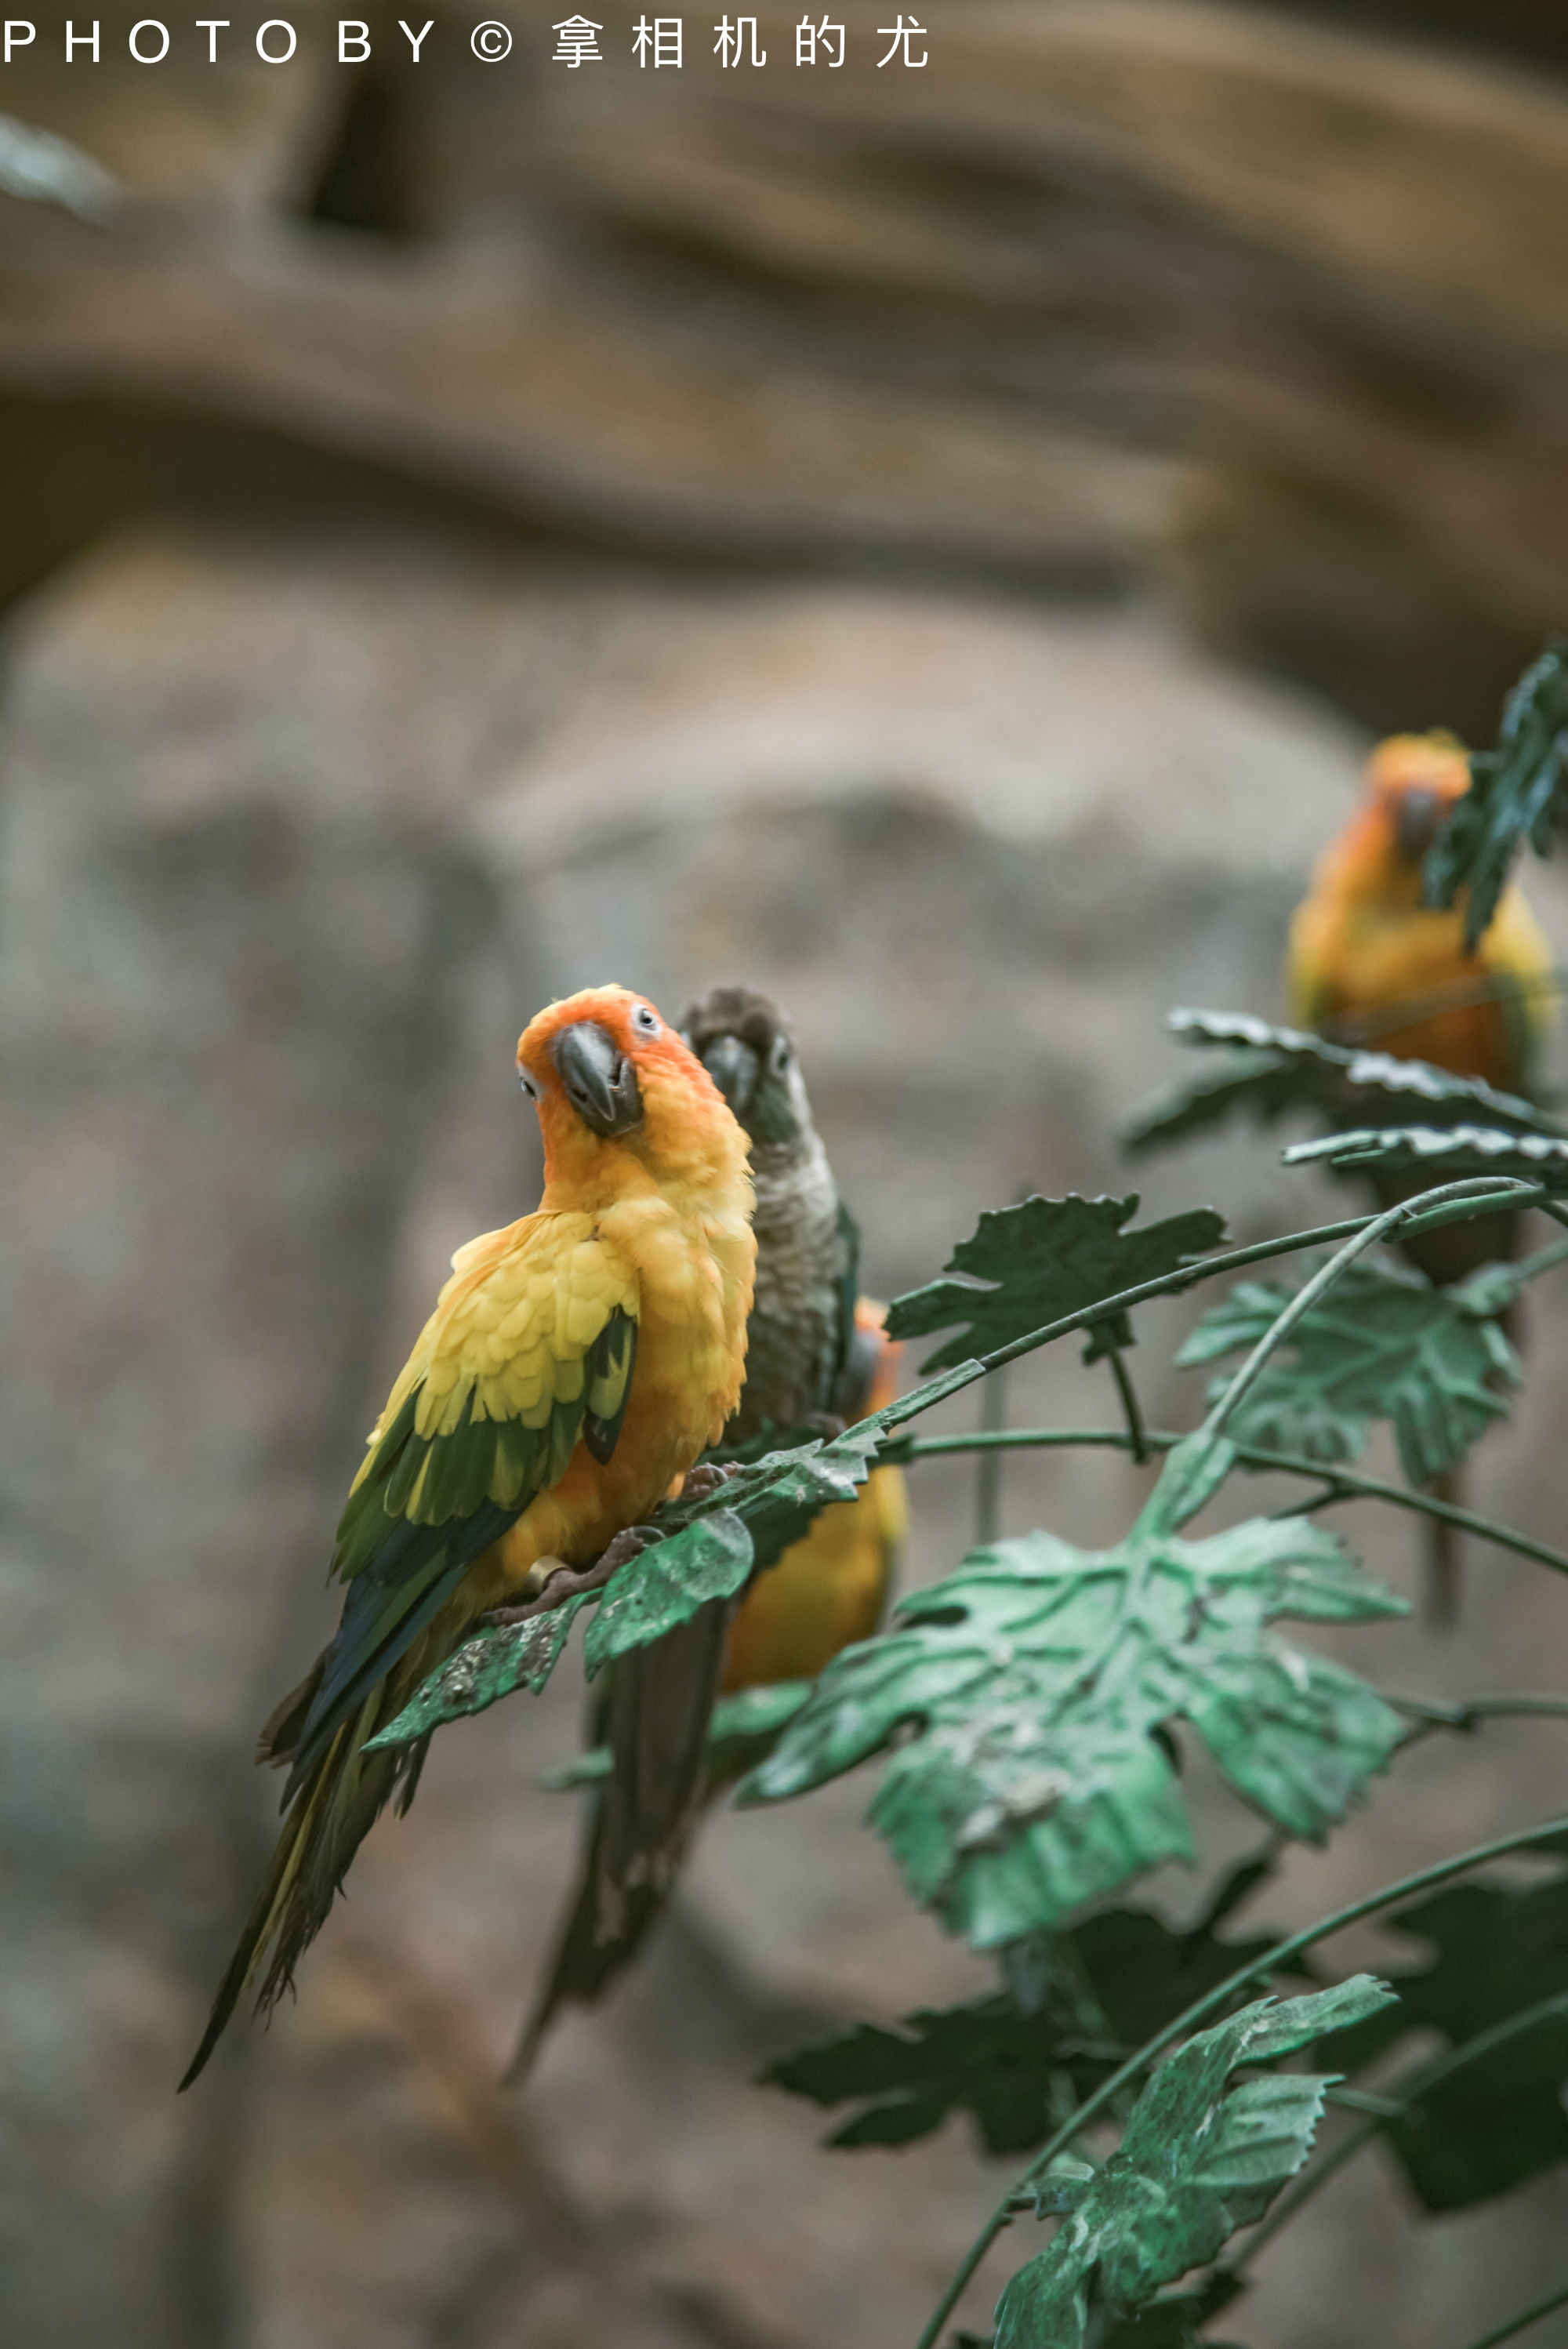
[702,1033,759,1116]
[551,1021,643,1138]
[1395,786,1444,867]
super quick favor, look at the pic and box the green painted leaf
[648,1417,896,1571]
[1124,1010,1562,1160]
[993,1980,1393,2349]
[582,1507,754,1679]
[762,1899,1300,2155]
[377,1416,906,1748]
[1424,642,1568,950]
[884,1194,1226,1373]
[1178,1259,1520,1487]
[1284,1122,1568,1188]
[1322,1866,1568,2212]
[739,1517,1405,1945]
[365,1592,591,1751]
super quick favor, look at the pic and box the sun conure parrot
[1287,730,1557,1617]
[514,988,904,2069]
[180,986,755,2088]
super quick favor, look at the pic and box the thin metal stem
[1389,1694,1568,1729]
[1202,1193,1443,1441]
[1454,2282,1568,2349]
[899,1425,1568,1582]
[975,1367,1007,1548]
[1104,1345,1149,1465]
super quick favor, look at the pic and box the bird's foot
[485,1523,665,1628]
[594,1521,665,1575]
[680,1461,741,1502]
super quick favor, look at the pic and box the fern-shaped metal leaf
[1178,1259,1520,1487]
[1123,1010,1563,1160]
[1284,1124,1568,1187]
[739,1517,1406,1947]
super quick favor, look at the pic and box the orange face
[1358,732,1472,895]
[516,984,737,1188]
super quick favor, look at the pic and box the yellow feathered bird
[1288,732,1554,1113]
[181,985,755,2086]
[1287,731,1557,1616]
[515,991,904,2068]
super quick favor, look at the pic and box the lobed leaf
[372,1416,905,1746]
[582,1508,753,1678]
[993,1980,1393,2348]
[885,1193,1227,1372]
[1424,642,1568,950]
[1178,1259,1520,1488]
[739,1516,1406,1947]
[365,1592,592,1750]
[1122,1010,1562,1161]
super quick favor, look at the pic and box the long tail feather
[510,1600,732,2079]
[181,1659,437,2090]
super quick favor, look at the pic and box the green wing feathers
[182,1221,640,2088]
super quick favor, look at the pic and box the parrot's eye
[632,1004,660,1037]
[771,1037,792,1073]
[519,1073,538,1100]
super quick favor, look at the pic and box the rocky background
[5,5,1568,2344]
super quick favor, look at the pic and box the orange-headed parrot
[516,989,903,2068]
[1287,731,1555,1107]
[1287,732,1557,1615]
[181,986,755,2086]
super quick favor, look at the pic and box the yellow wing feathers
[335,1219,639,1577]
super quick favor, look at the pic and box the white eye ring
[520,1073,538,1100]
[771,1036,791,1072]
[633,1004,660,1036]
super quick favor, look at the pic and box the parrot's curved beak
[552,1021,643,1138]
[1394,786,1444,867]
[701,1033,759,1116]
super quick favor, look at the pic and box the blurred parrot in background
[1287,730,1558,1617]
[517,987,905,2070]
[181,986,755,2088]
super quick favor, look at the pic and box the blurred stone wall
[5,9,1568,2348]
